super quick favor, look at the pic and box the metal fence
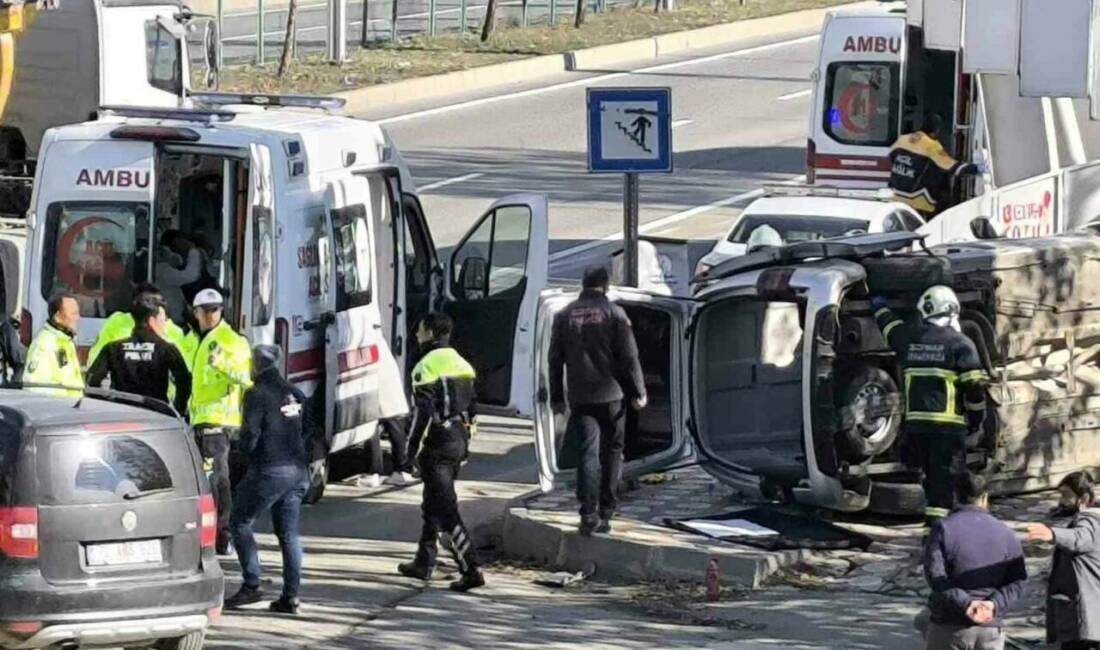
[214,0,642,64]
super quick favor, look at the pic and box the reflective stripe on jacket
[24,322,83,398]
[186,320,252,428]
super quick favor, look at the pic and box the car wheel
[303,457,328,505]
[156,631,205,650]
[838,366,902,461]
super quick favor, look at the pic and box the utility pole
[328,0,348,63]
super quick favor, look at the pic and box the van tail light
[199,495,216,548]
[19,309,31,347]
[1,621,42,641]
[0,507,38,559]
[806,139,816,184]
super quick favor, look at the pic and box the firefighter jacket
[876,307,988,431]
[888,131,977,215]
[87,311,186,367]
[407,344,477,460]
[24,321,83,398]
[185,320,252,429]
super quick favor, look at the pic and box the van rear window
[40,202,151,319]
[822,62,900,147]
[36,429,196,506]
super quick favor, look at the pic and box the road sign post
[587,87,673,287]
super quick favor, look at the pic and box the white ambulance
[19,95,549,499]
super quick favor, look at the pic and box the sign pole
[623,172,640,287]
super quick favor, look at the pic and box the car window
[37,429,197,506]
[823,62,900,147]
[330,203,373,310]
[145,20,181,95]
[729,215,871,245]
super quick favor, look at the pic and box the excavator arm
[0,1,60,119]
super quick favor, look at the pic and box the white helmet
[918,285,960,322]
[746,224,783,250]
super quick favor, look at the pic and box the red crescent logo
[56,216,124,298]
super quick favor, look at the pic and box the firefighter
[888,114,982,218]
[86,292,191,415]
[397,313,485,592]
[185,288,252,555]
[23,293,82,398]
[872,286,988,523]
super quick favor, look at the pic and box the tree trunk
[574,0,586,27]
[278,0,300,77]
[480,0,497,41]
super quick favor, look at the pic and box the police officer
[24,293,82,397]
[86,292,191,414]
[185,288,252,555]
[87,283,187,368]
[397,313,485,592]
[889,114,981,218]
[226,346,312,615]
[873,286,988,522]
[548,266,646,536]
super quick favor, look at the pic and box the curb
[500,505,808,587]
[338,3,859,114]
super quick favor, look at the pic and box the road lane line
[777,89,812,101]
[417,172,484,191]
[548,174,806,264]
[378,34,819,124]
[671,119,693,129]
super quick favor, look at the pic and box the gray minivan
[0,389,223,649]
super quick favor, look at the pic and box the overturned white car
[534,230,1100,514]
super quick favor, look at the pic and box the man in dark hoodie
[548,266,646,536]
[1028,471,1100,650]
[225,345,312,615]
[923,472,1027,650]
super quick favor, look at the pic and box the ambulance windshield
[40,201,151,318]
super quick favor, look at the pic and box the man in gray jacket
[1028,471,1100,650]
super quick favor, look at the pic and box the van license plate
[86,540,162,567]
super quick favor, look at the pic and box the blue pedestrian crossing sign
[587,87,673,173]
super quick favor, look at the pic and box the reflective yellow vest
[186,320,252,428]
[24,322,83,398]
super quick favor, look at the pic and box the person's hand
[966,600,995,625]
[1027,523,1055,542]
[632,396,648,410]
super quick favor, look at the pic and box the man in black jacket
[0,313,24,387]
[549,266,646,536]
[226,345,312,615]
[86,293,191,414]
[923,472,1027,650]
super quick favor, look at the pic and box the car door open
[444,193,548,418]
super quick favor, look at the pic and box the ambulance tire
[304,457,328,505]
[862,256,951,294]
[837,366,902,461]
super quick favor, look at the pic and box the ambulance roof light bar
[99,105,237,124]
[189,92,347,113]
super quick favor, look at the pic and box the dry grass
[217,0,853,95]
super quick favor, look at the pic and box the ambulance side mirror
[457,257,488,301]
[970,218,998,241]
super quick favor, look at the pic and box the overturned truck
[533,231,1100,514]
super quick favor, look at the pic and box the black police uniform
[403,341,481,586]
[876,307,988,519]
[548,289,646,525]
[86,325,192,414]
[889,131,978,217]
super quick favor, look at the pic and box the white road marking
[777,88,812,101]
[378,34,820,125]
[671,119,693,129]
[548,174,806,264]
[418,172,484,191]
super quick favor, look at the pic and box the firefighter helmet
[918,285,961,322]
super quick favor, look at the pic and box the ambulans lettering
[842,35,902,54]
[75,168,151,189]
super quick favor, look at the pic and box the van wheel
[838,366,902,461]
[303,458,328,505]
[156,631,205,650]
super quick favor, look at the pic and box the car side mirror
[457,257,488,301]
[970,218,998,241]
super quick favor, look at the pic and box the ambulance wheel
[838,366,902,461]
[304,458,328,505]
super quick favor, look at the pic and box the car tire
[862,256,951,294]
[868,481,925,516]
[837,366,902,461]
[303,457,328,505]
[156,631,205,650]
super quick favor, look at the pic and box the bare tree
[481,0,498,41]
[574,0,586,27]
[278,0,300,77]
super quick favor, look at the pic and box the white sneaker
[385,471,415,486]
[357,474,383,488]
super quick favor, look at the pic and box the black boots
[225,584,263,609]
[397,561,434,581]
[449,569,485,592]
[269,596,300,615]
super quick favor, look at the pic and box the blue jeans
[231,464,309,598]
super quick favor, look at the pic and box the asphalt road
[361,29,819,279]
